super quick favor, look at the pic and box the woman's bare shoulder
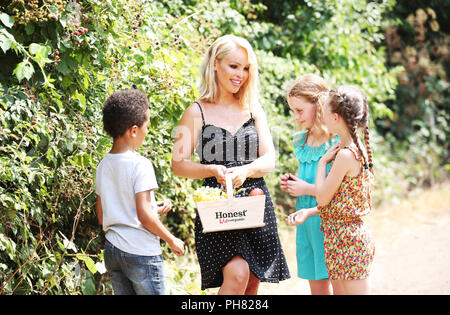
[181,101,204,120]
[250,102,267,121]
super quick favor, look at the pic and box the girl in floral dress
[292,85,375,294]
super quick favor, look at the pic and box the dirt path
[258,182,450,295]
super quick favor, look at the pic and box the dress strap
[339,146,362,163]
[250,111,253,119]
[194,101,205,126]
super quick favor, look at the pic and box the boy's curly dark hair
[102,89,149,139]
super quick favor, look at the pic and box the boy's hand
[157,198,172,215]
[169,237,185,256]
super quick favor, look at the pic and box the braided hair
[327,85,374,176]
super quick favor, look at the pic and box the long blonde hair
[287,73,330,145]
[198,34,259,109]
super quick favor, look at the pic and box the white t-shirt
[95,150,161,256]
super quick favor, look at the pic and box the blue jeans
[104,239,166,295]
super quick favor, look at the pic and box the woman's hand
[226,165,249,189]
[209,164,228,186]
[156,198,172,215]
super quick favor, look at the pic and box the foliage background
[0,0,448,294]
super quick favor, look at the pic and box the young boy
[95,89,184,295]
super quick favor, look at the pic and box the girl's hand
[285,176,311,197]
[320,144,340,164]
[280,173,312,197]
[226,166,249,189]
[286,210,308,226]
[285,208,317,226]
[157,198,172,215]
[279,173,290,192]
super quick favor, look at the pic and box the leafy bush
[0,0,205,294]
[381,5,450,189]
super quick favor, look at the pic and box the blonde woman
[172,35,290,294]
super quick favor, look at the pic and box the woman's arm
[171,103,227,182]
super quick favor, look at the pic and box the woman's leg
[244,272,260,295]
[218,256,250,295]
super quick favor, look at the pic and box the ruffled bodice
[293,131,338,163]
[293,131,339,210]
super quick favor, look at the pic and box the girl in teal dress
[280,74,340,295]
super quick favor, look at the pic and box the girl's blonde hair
[198,34,259,108]
[287,73,330,145]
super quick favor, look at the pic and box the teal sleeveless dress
[293,131,338,280]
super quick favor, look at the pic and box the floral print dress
[317,146,375,280]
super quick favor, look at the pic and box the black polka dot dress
[194,102,290,290]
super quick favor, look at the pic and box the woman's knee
[223,256,250,287]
